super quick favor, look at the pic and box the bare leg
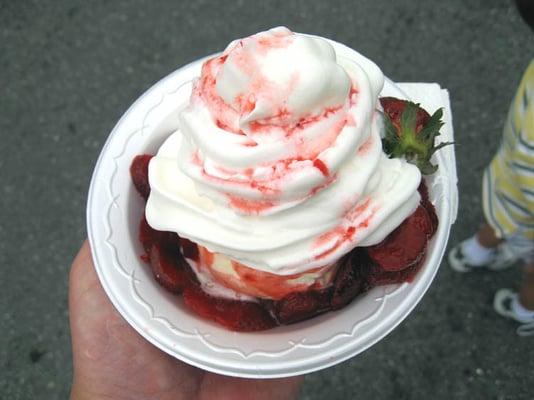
[518,263,534,311]
[476,223,503,248]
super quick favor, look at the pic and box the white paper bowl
[87,38,457,378]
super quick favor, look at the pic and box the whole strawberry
[380,97,451,175]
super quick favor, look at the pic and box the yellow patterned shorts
[482,60,534,263]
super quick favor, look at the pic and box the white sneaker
[493,289,534,337]
[448,240,518,273]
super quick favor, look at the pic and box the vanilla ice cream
[146,27,421,294]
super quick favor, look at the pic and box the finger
[69,239,121,365]
[69,240,100,302]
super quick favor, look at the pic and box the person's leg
[448,223,517,272]
[518,263,534,311]
[476,223,503,248]
[451,224,499,267]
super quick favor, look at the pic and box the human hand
[69,241,304,400]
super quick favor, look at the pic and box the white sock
[461,236,495,266]
[512,296,534,323]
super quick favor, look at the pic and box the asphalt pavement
[1,1,534,399]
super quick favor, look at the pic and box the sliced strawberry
[367,258,423,287]
[179,238,199,262]
[268,288,332,325]
[183,285,277,331]
[407,204,433,237]
[149,243,195,293]
[139,213,182,260]
[139,213,157,257]
[130,154,153,200]
[417,181,438,236]
[366,205,430,271]
[330,250,371,310]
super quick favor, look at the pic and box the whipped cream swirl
[146,27,421,275]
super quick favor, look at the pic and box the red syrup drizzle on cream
[185,30,366,216]
[313,198,377,260]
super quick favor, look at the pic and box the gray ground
[2,0,534,399]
